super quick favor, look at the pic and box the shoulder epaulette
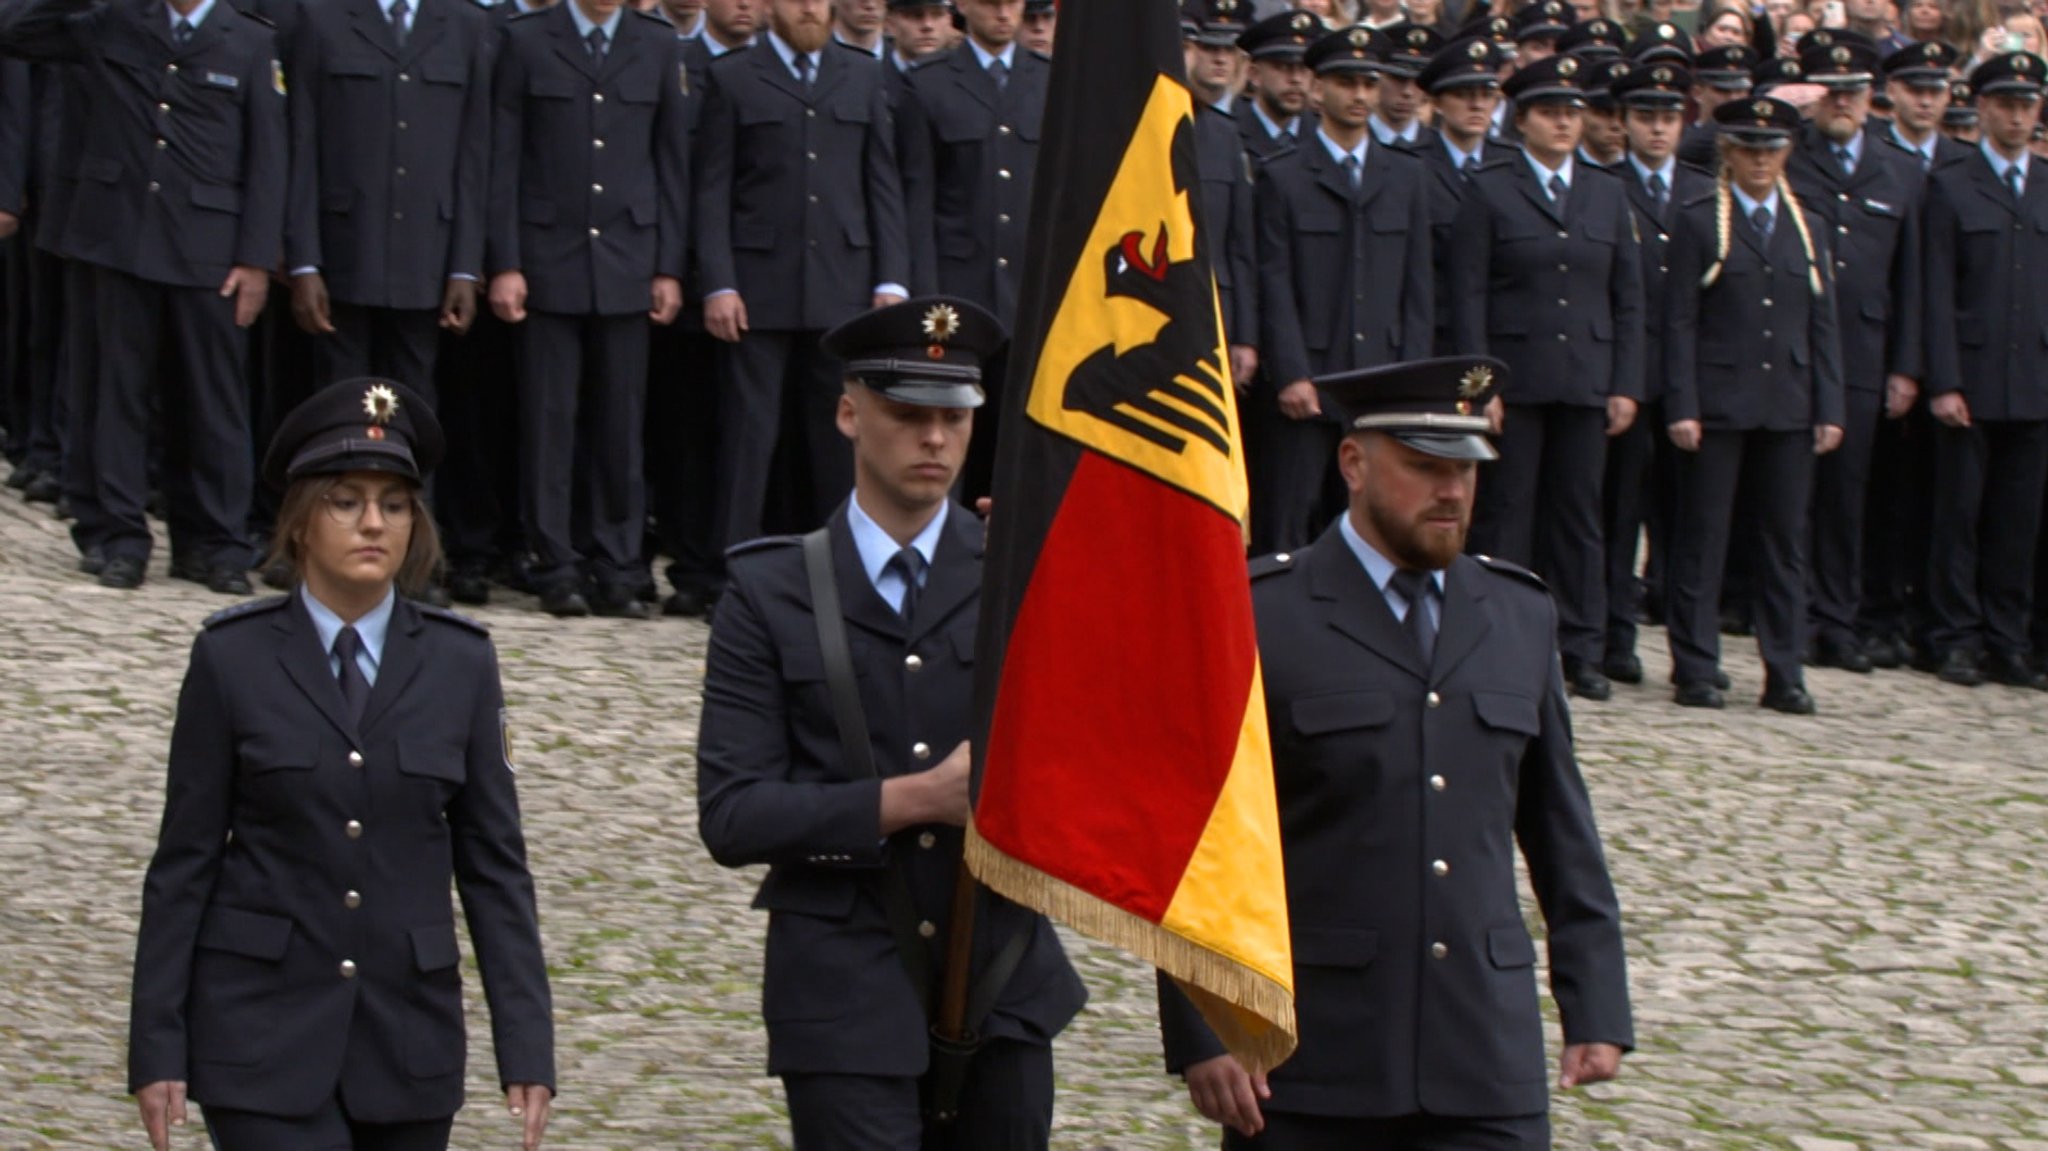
[1677,187,1717,209]
[508,6,545,18]
[1026,48,1051,62]
[725,534,803,560]
[239,9,275,28]
[1249,550,1300,580]
[1474,553,1548,592]
[415,601,491,635]
[908,53,945,71]
[203,594,290,629]
[630,8,673,24]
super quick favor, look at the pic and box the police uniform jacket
[1786,123,1924,389]
[693,38,910,331]
[1160,537,1634,1118]
[1239,102,1315,162]
[896,43,1047,322]
[1448,157,1647,406]
[286,0,494,312]
[696,504,1086,1078]
[1255,137,1434,400]
[127,595,555,1121]
[1919,148,2048,420]
[1663,188,1848,430]
[1677,118,1717,171]
[1195,101,1258,348]
[27,60,79,256]
[0,0,287,290]
[1617,157,1715,403]
[1417,140,1514,353]
[486,4,691,317]
[0,61,31,219]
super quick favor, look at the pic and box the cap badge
[1657,22,1676,38]
[1831,45,1850,64]
[1612,60,1631,77]
[1217,0,1238,12]
[1653,66,1672,82]
[1592,20,1611,34]
[1753,98,1771,116]
[362,383,400,426]
[1810,29,1832,45]
[1408,28,1429,45]
[1292,11,1315,30]
[1785,60,1802,75]
[1458,365,1494,400]
[922,303,962,349]
[2018,54,2034,72]
[1350,27,1371,46]
[1468,38,1490,58]
[1558,55,1579,76]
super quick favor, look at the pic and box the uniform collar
[766,27,821,77]
[1732,184,1780,220]
[1318,127,1370,168]
[1982,138,2029,183]
[834,29,884,58]
[1628,151,1676,188]
[705,30,747,54]
[300,584,397,673]
[1888,122,1935,163]
[1338,513,1446,597]
[1526,150,1574,190]
[566,0,623,42]
[1443,136,1485,169]
[1370,114,1419,145]
[847,496,949,596]
[1253,100,1298,140]
[166,0,216,31]
[968,36,1016,71]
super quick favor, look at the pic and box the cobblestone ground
[3,491,2048,1151]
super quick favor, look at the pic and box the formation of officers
[0,0,2046,710]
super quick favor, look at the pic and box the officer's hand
[1884,373,1919,419]
[1668,419,1703,452]
[1278,379,1321,420]
[704,292,748,342]
[1931,391,1971,429]
[1229,345,1259,392]
[222,265,270,328]
[0,211,19,239]
[650,275,683,325]
[489,271,529,325]
[290,271,335,335]
[440,278,478,335]
[506,1083,553,1151]
[879,740,972,833]
[1560,1042,1623,1089]
[1485,395,1505,434]
[135,1080,188,1151]
[873,290,907,309]
[1184,1054,1269,1137]
[1605,395,1638,437]
[1814,423,1844,455]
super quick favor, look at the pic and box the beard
[774,10,830,52]
[1819,113,1860,144]
[1365,494,1468,572]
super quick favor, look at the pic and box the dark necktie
[390,0,409,48]
[1462,153,1480,177]
[1548,172,1568,214]
[2008,163,2025,203]
[1918,148,1931,173]
[887,547,927,621]
[333,625,371,727]
[172,16,194,46]
[795,52,814,90]
[1833,144,1855,176]
[1751,204,1773,243]
[586,25,607,63]
[1342,154,1361,191]
[1388,569,1438,664]
[989,58,1007,91]
[1646,171,1668,214]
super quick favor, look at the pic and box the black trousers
[11,239,64,473]
[781,1039,1053,1151]
[713,329,850,559]
[316,304,442,395]
[1246,387,1342,556]
[1926,418,2048,659]
[1601,398,1674,656]
[1221,1110,1551,1151]
[92,266,252,567]
[517,310,648,591]
[1666,427,1813,687]
[1471,403,1609,666]
[435,309,523,571]
[60,259,103,558]
[1860,403,1936,646]
[206,1100,453,1151]
[644,317,721,594]
[1808,386,1884,647]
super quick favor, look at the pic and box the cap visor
[1392,431,1499,461]
[869,380,987,409]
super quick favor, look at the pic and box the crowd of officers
[0,0,2043,712]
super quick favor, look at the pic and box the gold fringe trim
[965,824,1299,1075]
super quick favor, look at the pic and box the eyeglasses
[321,491,417,528]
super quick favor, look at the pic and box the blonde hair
[264,473,444,600]
[1701,160,1824,298]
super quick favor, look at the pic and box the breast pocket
[1471,689,1539,756]
[1290,690,1396,737]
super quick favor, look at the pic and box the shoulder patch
[1473,553,1549,592]
[1249,550,1301,580]
[203,594,291,629]
[725,534,803,561]
[415,601,491,635]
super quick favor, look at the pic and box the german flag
[966,0,1296,1073]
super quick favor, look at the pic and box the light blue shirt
[1443,137,1484,170]
[567,0,623,43]
[968,37,1016,72]
[1628,152,1676,195]
[1982,139,2029,196]
[1732,185,1780,228]
[848,497,948,614]
[1889,123,1935,168]
[1317,128,1369,170]
[766,27,822,83]
[167,0,216,31]
[302,585,395,687]
[705,32,747,56]
[1827,130,1864,171]
[835,30,884,58]
[375,0,409,25]
[1338,514,1445,631]
[1370,114,1419,147]
[1252,101,1299,142]
[1527,151,1574,197]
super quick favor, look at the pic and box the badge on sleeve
[272,59,287,96]
[500,708,516,772]
[679,61,690,96]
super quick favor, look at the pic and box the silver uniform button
[998,168,1012,180]
[918,832,937,849]
[913,742,932,761]
[1432,860,1450,876]
[340,960,358,978]
[1430,774,1447,791]
[1431,942,1448,959]
[905,653,923,671]
[345,820,363,839]
[918,920,937,938]
[345,890,362,909]
[1426,691,1441,708]
[594,93,604,103]
[348,750,363,768]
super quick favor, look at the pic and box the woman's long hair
[264,474,444,599]
[1701,154,1825,298]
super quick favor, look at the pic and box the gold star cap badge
[922,303,961,348]
[1558,56,1579,77]
[1752,99,1772,116]
[1468,38,1490,58]
[1831,45,1850,64]
[1458,365,1494,399]
[362,383,401,425]
[1653,66,1672,83]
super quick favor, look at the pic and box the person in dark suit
[0,0,287,595]
[1663,96,1847,712]
[1601,61,1712,686]
[1415,36,1514,355]
[1235,11,1321,161]
[1162,356,1633,1151]
[1784,32,1925,674]
[128,379,554,1151]
[697,297,1085,1151]
[882,0,949,76]
[1882,40,1969,171]
[1370,23,1443,150]
[1679,44,1755,169]
[1250,26,1434,555]
[486,0,692,618]
[1918,53,2048,689]
[1181,2,1259,393]
[1448,53,1646,702]
[695,0,910,566]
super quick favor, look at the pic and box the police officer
[1786,30,1924,675]
[1251,26,1434,555]
[1577,56,1631,167]
[128,379,554,1151]
[883,0,949,77]
[1416,37,1513,354]
[0,0,287,594]
[1018,0,1053,55]
[1918,53,2048,689]
[1680,44,1756,169]
[1554,16,1624,62]
[1510,0,1571,65]
[1183,0,1260,390]
[696,0,910,564]
[1370,23,1442,150]
[697,297,1085,1150]
[1663,96,1847,712]
[1941,77,1978,143]
[1883,40,1969,171]
[1235,10,1321,160]
[486,0,693,618]
[1448,53,1647,702]
[1601,61,1711,685]
[1163,356,1633,1151]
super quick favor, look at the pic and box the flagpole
[933,857,979,1043]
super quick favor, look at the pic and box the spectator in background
[1360,0,1407,29]
[1293,0,1350,26]
[1847,0,1915,52]
[1700,5,1756,49]
[1949,0,2004,60]
[1782,8,1819,52]
[1902,0,1950,43]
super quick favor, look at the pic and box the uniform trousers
[516,310,648,593]
[1859,405,1935,648]
[713,330,852,558]
[645,317,722,595]
[1808,386,1884,648]
[1925,419,2048,660]
[59,258,102,559]
[10,239,64,475]
[1471,403,1608,666]
[206,1100,453,1151]
[315,304,442,395]
[1666,428,1813,687]
[1601,399,1673,658]
[91,265,252,568]
[781,1039,1053,1151]
[1247,390,1342,556]
[1220,1110,1551,1151]
[435,309,523,575]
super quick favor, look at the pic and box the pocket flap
[420,57,468,85]
[190,184,241,213]
[950,627,976,666]
[398,742,467,783]
[844,220,871,248]
[326,56,383,78]
[1859,297,1887,322]
[410,923,462,972]
[1291,691,1395,735]
[197,907,293,961]
[751,868,860,919]
[833,101,871,124]
[1292,926,1378,967]
[629,197,658,226]
[1472,690,1540,735]
[1487,925,1537,968]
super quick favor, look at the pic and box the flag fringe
[965,824,1298,1075]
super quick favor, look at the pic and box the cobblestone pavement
[4,492,2048,1151]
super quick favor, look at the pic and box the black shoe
[1564,659,1612,701]
[540,583,590,618]
[98,556,145,589]
[1719,607,1753,637]
[204,565,253,596]
[1674,681,1725,708]
[1936,650,1984,687]
[1984,651,2048,691]
[4,463,30,491]
[498,554,539,596]
[448,569,491,606]
[1761,680,1817,714]
[1639,587,1665,628]
[589,584,650,620]
[53,494,73,521]
[1602,651,1644,685]
[77,547,106,576]
[1863,634,1903,670]
[1812,635,1874,674]
[662,586,715,618]
[21,471,59,504]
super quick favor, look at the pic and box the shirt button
[996,257,1008,268]
[1430,942,1448,959]
[1837,224,1849,235]
[1837,192,1849,202]
[1430,774,1447,791]
[809,194,819,203]
[344,890,362,909]
[1762,298,1773,308]
[806,107,816,117]
[918,920,937,939]
[397,121,408,130]
[392,210,403,220]
[156,138,167,150]
[594,138,605,149]
[345,820,363,839]
[918,832,937,849]
[1762,362,1772,371]
[998,213,1011,224]
[1556,230,1567,239]
[340,960,358,978]
[1557,333,1568,342]
[1432,859,1450,877]
[913,741,932,760]
[1762,330,1773,340]
[348,750,364,768]
[905,654,923,671]
[166,63,177,73]
[395,166,406,177]
[998,124,1011,135]
[1426,691,1441,708]
[807,151,818,161]
[1556,263,1568,272]
[1556,297,1567,306]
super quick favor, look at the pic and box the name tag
[1863,198,1896,214]
[203,70,240,89]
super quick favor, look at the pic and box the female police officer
[127,380,556,1151]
